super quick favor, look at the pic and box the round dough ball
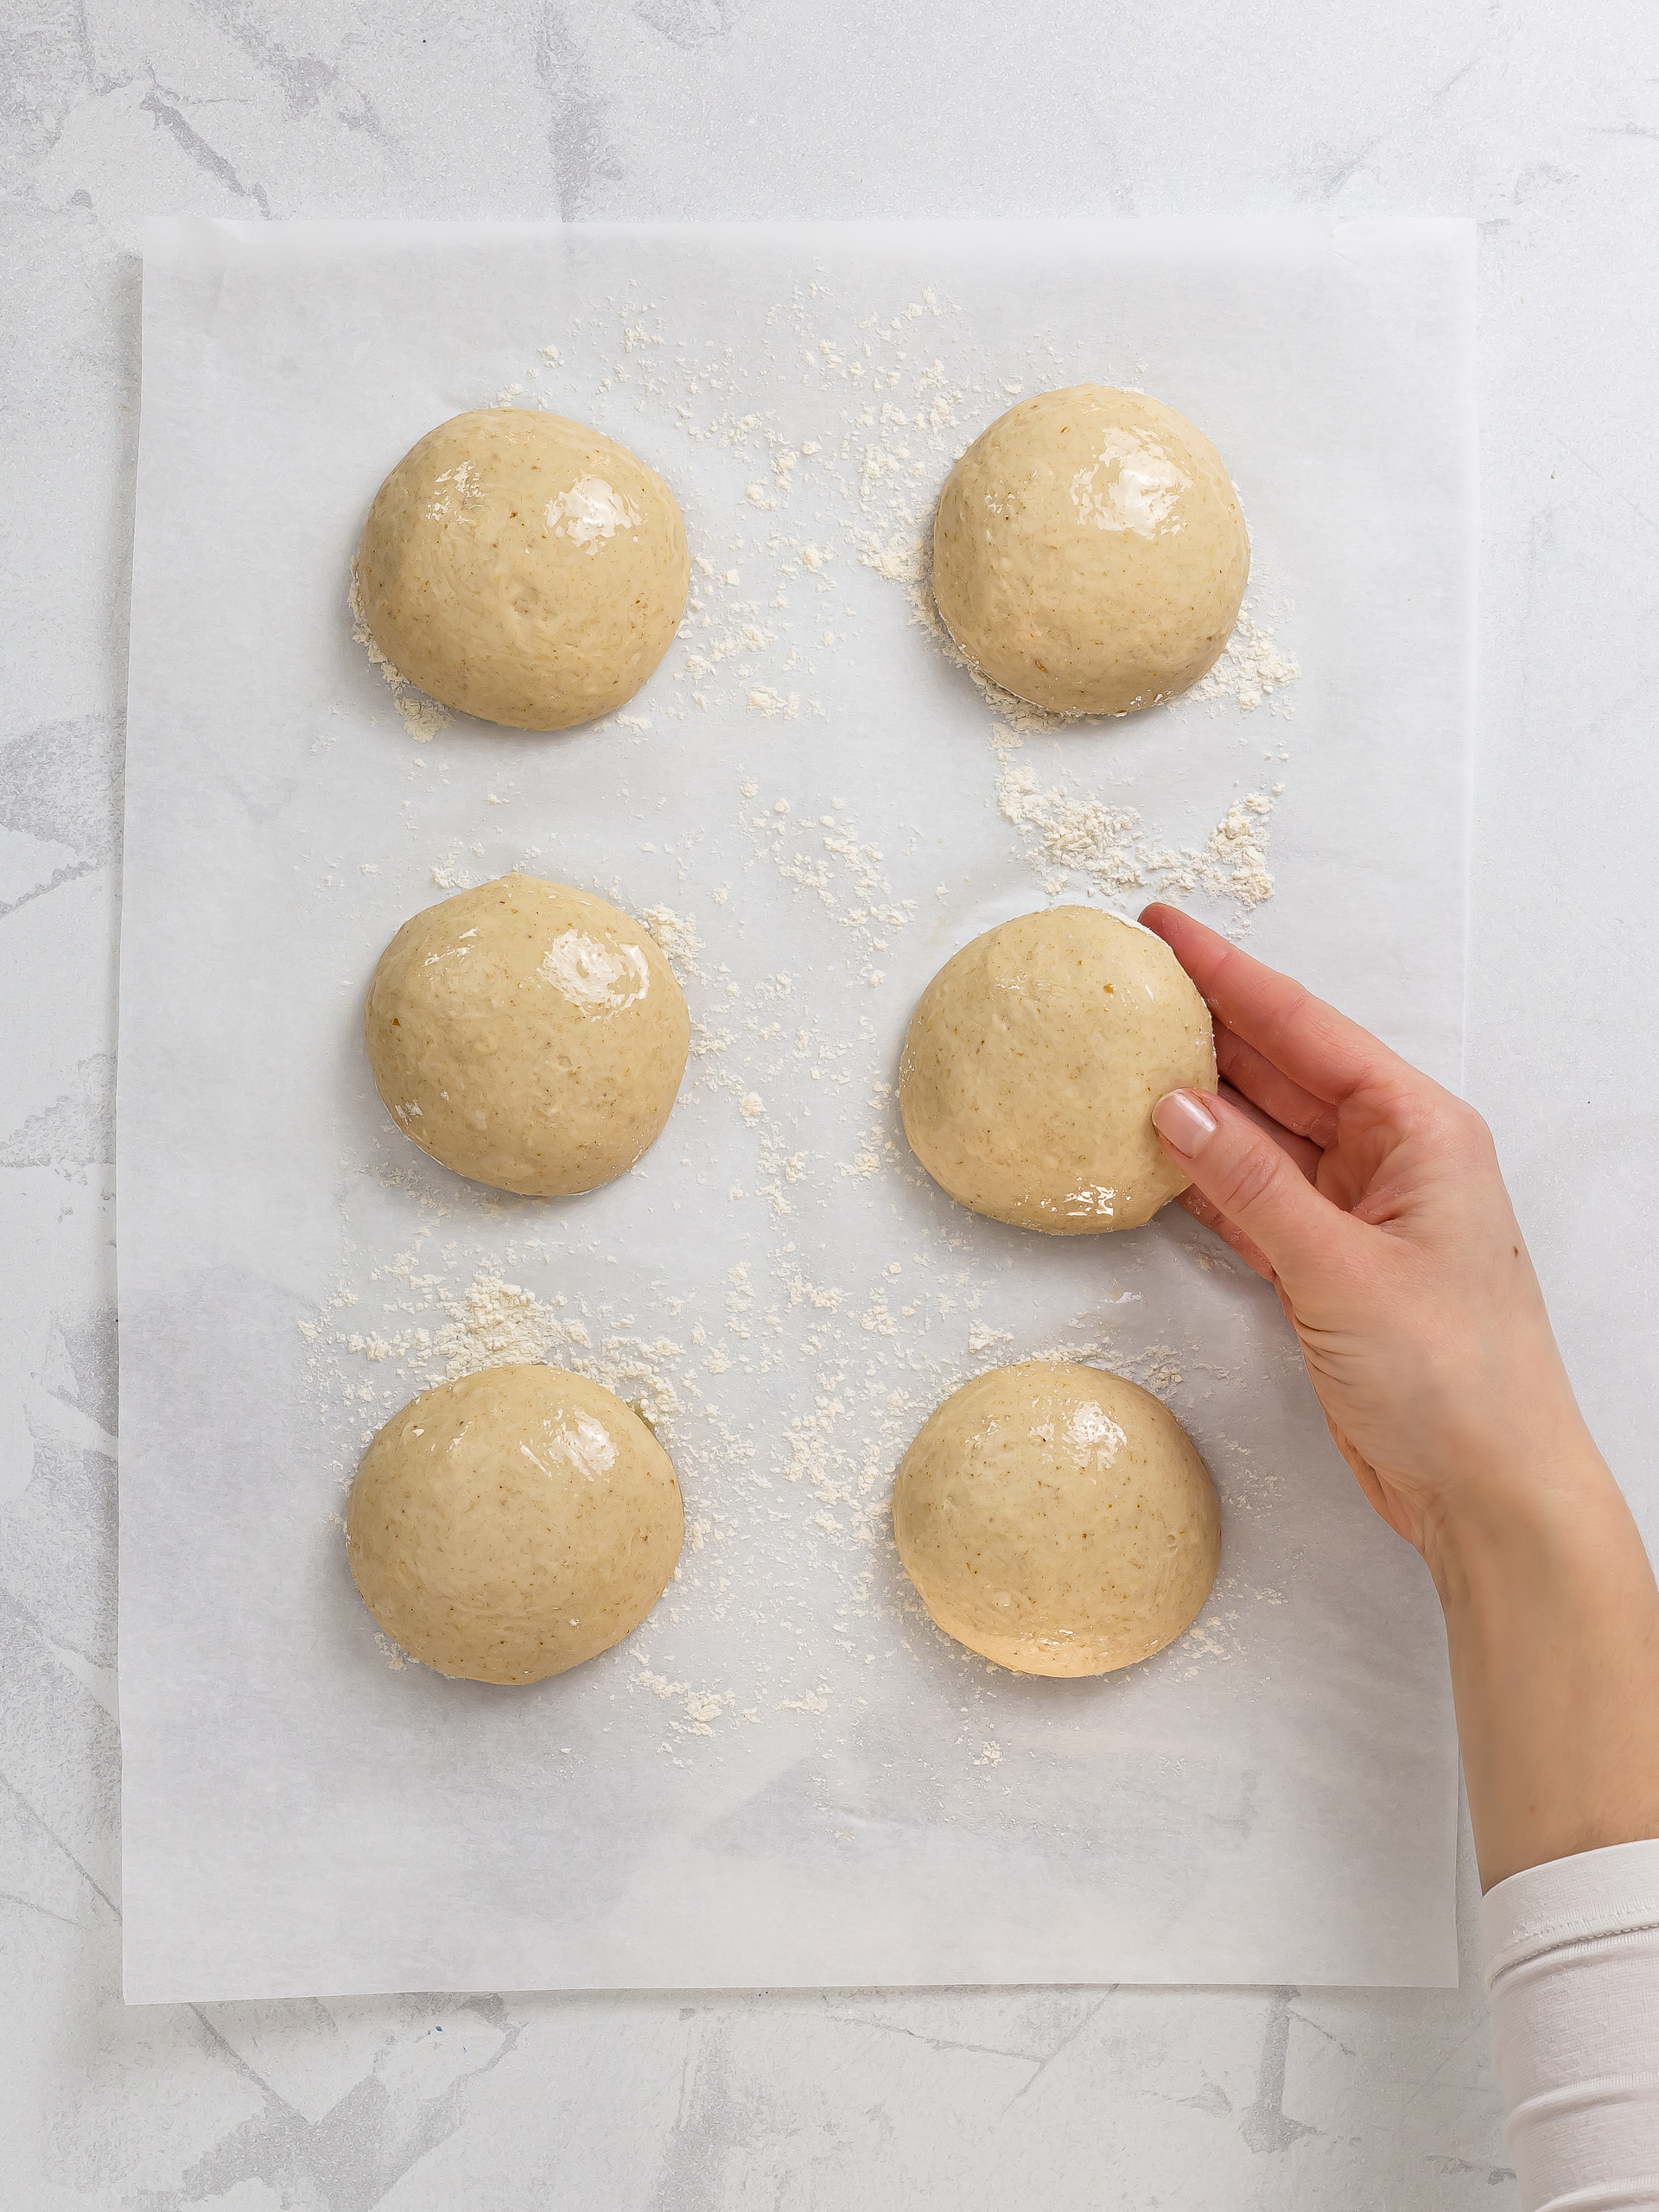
[365,873,689,1198]
[931,385,1249,716]
[899,905,1216,1234]
[347,1364,683,1684]
[893,1361,1220,1676]
[355,409,690,730]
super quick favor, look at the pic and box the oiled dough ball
[899,905,1216,1234]
[365,874,689,1198]
[931,385,1249,716]
[893,1361,1220,1676]
[355,410,690,730]
[347,1364,683,1684]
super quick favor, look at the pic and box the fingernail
[1153,1090,1217,1155]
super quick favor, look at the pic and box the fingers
[1214,1028,1339,1150]
[1140,903,1395,1107]
[1217,1080,1322,1184]
[1172,1081,1320,1279]
[1153,1086,1357,1287]
[1174,1183,1276,1281]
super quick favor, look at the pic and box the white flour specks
[1192,604,1300,712]
[992,726,1281,914]
[313,275,1294,1764]
[347,563,452,742]
[747,686,799,718]
[640,902,704,980]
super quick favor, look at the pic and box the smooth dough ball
[364,874,689,1197]
[355,409,690,730]
[893,1361,1220,1676]
[931,385,1249,716]
[347,1364,683,1684]
[899,906,1216,1235]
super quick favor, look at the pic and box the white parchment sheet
[119,219,1475,2002]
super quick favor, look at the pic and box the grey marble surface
[3,3,1656,2203]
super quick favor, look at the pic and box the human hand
[1139,901,1659,1888]
[1138,901,1590,1558]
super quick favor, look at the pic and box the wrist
[1408,1358,1605,1577]
[1420,1418,1614,1613]
[1422,1440,1659,1890]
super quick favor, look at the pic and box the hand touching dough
[899,905,1217,1234]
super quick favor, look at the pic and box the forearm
[1426,1440,1659,1891]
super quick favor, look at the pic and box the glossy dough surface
[899,905,1217,1234]
[347,1364,683,1684]
[355,409,690,730]
[931,385,1249,716]
[365,873,689,1197]
[893,1361,1220,1675]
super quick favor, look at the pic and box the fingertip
[1140,902,1223,981]
[1138,900,1178,939]
[1152,1087,1218,1157]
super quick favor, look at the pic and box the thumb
[1152,1088,1347,1284]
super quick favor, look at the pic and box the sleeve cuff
[1480,1838,1659,1986]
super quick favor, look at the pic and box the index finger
[1139,902,1395,1106]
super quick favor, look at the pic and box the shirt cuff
[1481,1838,1659,1986]
[1479,1839,1659,2212]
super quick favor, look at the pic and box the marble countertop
[4,3,1655,2203]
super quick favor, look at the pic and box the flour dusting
[993,724,1282,912]
[311,266,1296,1764]
[348,563,452,741]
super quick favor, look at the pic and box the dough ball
[347,1364,683,1684]
[365,873,689,1197]
[931,385,1249,716]
[355,410,690,730]
[893,1361,1220,1676]
[899,905,1216,1235]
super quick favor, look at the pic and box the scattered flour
[347,563,452,742]
[1192,607,1301,712]
[313,272,1291,1762]
[993,725,1282,912]
[640,902,704,979]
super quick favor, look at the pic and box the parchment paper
[119,219,1476,2003]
